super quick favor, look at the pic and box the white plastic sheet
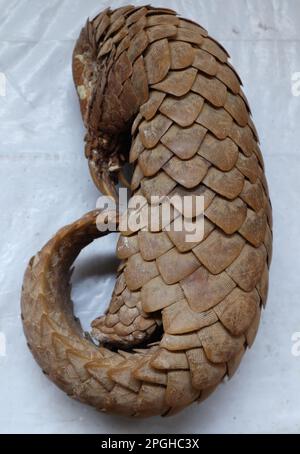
[0,0,300,434]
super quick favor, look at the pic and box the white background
[0,0,300,434]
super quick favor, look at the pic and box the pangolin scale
[21,4,272,417]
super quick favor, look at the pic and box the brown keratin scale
[21,4,272,417]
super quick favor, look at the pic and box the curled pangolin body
[21,5,272,417]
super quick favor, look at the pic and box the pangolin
[21,4,272,417]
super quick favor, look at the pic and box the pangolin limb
[21,4,272,417]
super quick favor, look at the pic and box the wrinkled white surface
[0,0,300,434]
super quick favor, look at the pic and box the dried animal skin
[21,5,272,417]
